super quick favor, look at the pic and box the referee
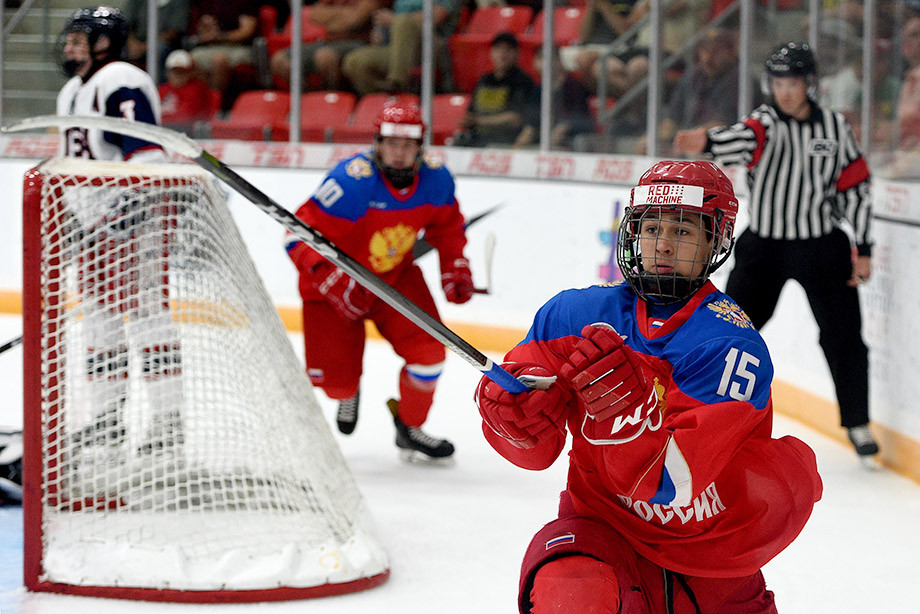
[673,42,878,460]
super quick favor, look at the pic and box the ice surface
[1,314,918,613]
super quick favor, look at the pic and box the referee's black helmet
[762,42,817,98]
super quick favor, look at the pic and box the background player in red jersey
[286,101,474,461]
[475,160,822,613]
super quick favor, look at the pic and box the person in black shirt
[453,32,539,148]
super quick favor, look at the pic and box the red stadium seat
[431,93,470,145]
[448,42,488,93]
[258,4,278,38]
[209,90,291,141]
[462,6,534,36]
[448,6,536,92]
[333,93,420,144]
[265,6,329,57]
[270,91,357,142]
[521,7,585,48]
[449,37,538,92]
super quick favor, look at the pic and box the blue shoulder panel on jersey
[310,153,377,221]
[103,87,161,157]
[663,296,773,410]
[523,283,635,346]
[412,161,456,206]
[310,153,458,220]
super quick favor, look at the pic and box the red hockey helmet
[617,160,739,303]
[374,101,426,141]
[372,100,426,188]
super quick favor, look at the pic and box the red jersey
[158,79,212,126]
[485,281,822,578]
[286,151,466,299]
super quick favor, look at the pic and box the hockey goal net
[21,157,389,602]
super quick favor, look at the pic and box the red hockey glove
[560,324,658,423]
[313,262,374,321]
[475,363,567,449]
[441,257,474,304]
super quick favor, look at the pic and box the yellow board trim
[0,291,19,315]
[276,304,525,355]
[771,381,920,484]
[4,290,918,483]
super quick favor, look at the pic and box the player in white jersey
[57,7,183,458]
[57,6,165,163]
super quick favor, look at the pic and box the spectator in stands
[897,9,920,77]
[454,32,539,148]
[573,47,649,152]
[660,0,710,56]
[124,0,190,80]
[897,14,920,149]
[564,0,649,91]
[860,38,902,148]
[158,49,213,134]
[645,27,757,155]
[533,45,594,150]
[594,47,649,98]
[342,0,460,96]
[816,18,863,118]
[187,0,260,92]
[269,0,381,92]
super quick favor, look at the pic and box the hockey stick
[0,335,22,355]
[415,206,500,295]
[412,203,503,259]
[482,231,496,295]
[3,116,533,393]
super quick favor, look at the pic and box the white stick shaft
[483,232,496,295]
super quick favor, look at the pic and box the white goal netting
[22,158,388,601]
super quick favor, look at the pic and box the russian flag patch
[545,533,575,550]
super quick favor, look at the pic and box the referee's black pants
[725,228,869,428]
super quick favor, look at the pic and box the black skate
[337,392,360,435]
[71,402,126,447]
[387,399,455,463]
[138,409,185,456]
[848,425,880,469]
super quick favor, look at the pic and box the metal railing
[0,0,911,160]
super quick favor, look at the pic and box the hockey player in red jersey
[475,160,822,613]
[286,101,474,461]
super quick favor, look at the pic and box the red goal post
[21,157,389,602]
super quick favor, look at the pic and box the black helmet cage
[761,42,818,99]
[58,6,128,76]
[616,204,734,305]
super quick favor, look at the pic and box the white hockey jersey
[56,60,165,162]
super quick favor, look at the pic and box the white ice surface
[1,313,919,613]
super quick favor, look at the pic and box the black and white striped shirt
[705,103,872,255]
